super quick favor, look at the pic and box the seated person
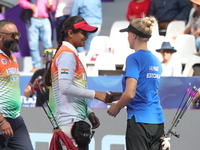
[183,0,200,52]
[126,0,151,22]
[24,49,55,106]
[148,0,189,35]
[156,42,182,76]
[188,63,200,76]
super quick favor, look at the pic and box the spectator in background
[23,49,55,107]
[156,42,182,77]
[18,0,56,72]
[148,0,189,35]
[70,0,102,55]
[184,0,200,53]
[55,0,74,43]
[126,0,151,22]
[188,64,200,76]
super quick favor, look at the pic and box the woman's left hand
[107,103,121,117]
[88,113,100,129]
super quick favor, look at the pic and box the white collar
[0,49,12,59]
[62,41,78,56]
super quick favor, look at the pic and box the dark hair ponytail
[43,60,52,87]
[43,16,85,87]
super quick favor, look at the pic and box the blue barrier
[20,76,200,109]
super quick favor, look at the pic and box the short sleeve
[124,55,140,80]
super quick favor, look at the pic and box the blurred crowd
[126,0,200,77]
[0,0,199,77]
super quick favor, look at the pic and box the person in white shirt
[156,42,182,76]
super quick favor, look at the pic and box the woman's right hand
[94,91,110,103]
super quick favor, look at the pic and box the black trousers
[78,145,88,150]
[0,116,33,150]
[126,116,164,150]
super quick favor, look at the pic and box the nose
[15,36,19,40]
[13,32,21,39]
[14,35,20,40]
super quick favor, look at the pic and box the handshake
[95,91,123,103]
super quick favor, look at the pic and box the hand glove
[162,137,170,150]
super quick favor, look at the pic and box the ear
[132,33,137,39]
[68,30,73,38]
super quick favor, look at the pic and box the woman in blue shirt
[107,16,165,150]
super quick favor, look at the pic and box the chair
[151,20,160,37]
[173,34,197,64]
[84,36,110,75]
[109,20,129,38]
[109,20,133,66]
[85,35,110,64]
[109,20,130,49]
[88,52,116,76]
[165,20,186,46]
[148,37,166,62]
[146,20,165,62]
[182,55,200,76]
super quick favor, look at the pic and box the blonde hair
[131,16,156,40]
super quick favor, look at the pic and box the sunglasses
[160,50,173,53]
[0,32,21,38]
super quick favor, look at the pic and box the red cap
[65,21,98,33]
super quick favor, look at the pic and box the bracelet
[0,119,7,126]
[0,118,6,123]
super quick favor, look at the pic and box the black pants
[78,145,88,150]
[126,116,164,150]
[0,116,33,150]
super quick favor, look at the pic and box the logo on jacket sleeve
[1,59,7,65]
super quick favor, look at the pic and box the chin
[81,44,85,47]
[129,46,133,49]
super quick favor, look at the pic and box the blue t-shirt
[123,50,165,124]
